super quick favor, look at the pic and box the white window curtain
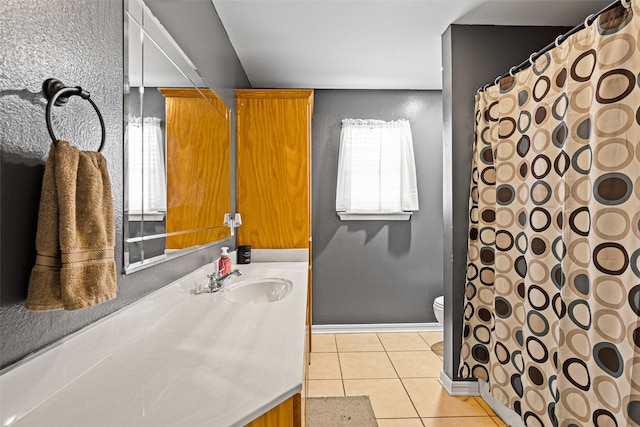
[125,116,166,215]
[336,119,419,215]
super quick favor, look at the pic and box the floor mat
[307,395,378,427]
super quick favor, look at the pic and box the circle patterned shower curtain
[459,2,640,426]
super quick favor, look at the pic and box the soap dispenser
[218,247,232,275]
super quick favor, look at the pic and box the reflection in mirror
[124,0,231,272]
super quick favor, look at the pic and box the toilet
[433,296,444,325]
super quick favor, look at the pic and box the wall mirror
[124,0,231,273]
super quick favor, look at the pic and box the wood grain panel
[245,395,295,427]
[236,90,313,249]
[294,392,303,427]
[159,88,231,249]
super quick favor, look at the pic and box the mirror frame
[123,0,232,274]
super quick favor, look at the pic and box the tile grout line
[334,334,347,397]
[474,396,503,424]
[375,333,426,426]
[319,332,500,426]
[335,334,348,398]
[417,332,431,347]
[327,333,503,426]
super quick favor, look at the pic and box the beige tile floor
[309,332,507,427]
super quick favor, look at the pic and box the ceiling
[211,0,613,90]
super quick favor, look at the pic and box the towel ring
[43,78,106,152]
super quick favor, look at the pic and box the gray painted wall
[312,90,444,324]
[0,0,249,370]
[441,25,571,381]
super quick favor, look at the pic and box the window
[125,116,166,218]
[336,119,418,220]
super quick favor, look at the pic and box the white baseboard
[312,323,443,334]
[438,370,479,396]
[478,379,525,427]
[437,373,523,426]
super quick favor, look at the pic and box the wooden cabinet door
[160,88,231,249]
[245,395,295,427]
[236,90,313,249]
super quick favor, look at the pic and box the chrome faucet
[207,269,242,293]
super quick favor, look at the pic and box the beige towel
[25,140,117,311]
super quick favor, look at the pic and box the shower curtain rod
[478,0,630,92]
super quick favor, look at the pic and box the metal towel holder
[42,78,106,152]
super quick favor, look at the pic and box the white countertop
[6,261,308,427]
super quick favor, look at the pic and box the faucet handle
[206,271,223,293]
[206,273,216,285]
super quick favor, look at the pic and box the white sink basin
[223,278,293,304]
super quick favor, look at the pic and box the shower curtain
[459,2,640,426]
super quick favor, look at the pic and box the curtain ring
[584,14,595,27]
[621,0,631,9]
[494,75,502,85]
[555,35,563,48]
[529,53,537,66]
[509,66,517,77]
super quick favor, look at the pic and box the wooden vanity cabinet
[245,396,296,427]
[235,89,313,250]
